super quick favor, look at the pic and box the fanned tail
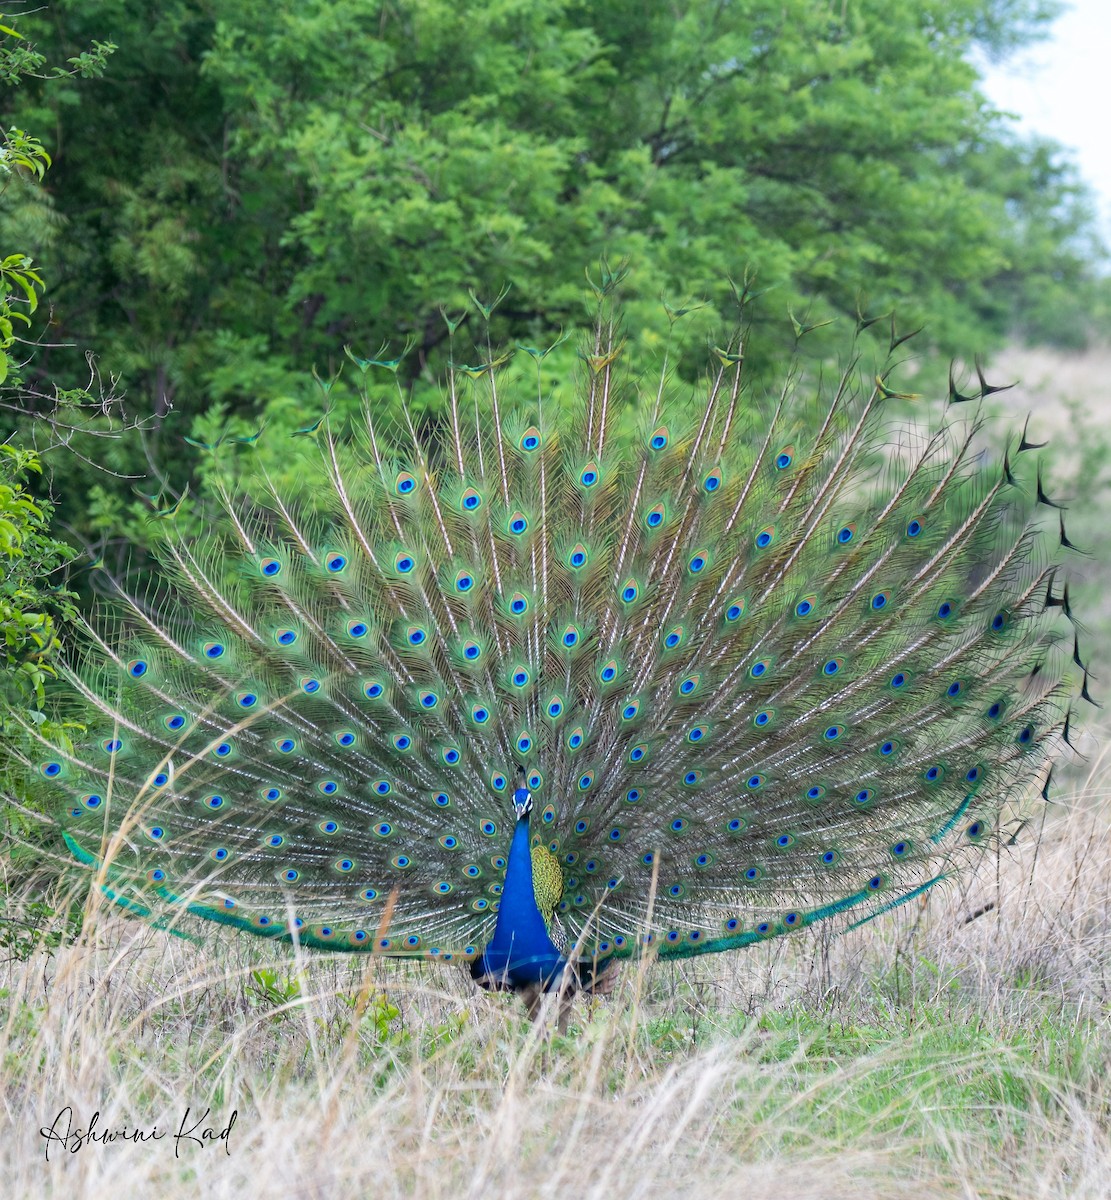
[20,295,1079,967]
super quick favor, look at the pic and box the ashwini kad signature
[40,1106,237,1161]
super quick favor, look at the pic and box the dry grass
[1,734,1109,1200]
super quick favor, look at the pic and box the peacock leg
[586,959,620,998]
[518,981,544,1021]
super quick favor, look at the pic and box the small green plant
[247,967,302,1013]
[0,898,82,961]
[338,989,407,1047]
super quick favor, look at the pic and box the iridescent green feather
[17,299,1079,970]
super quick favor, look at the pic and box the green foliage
[0,11,113,84]
[0,896,82,959]
[0,114,50,388]
[0,444,80,918]
[0,11,107,725]
[0,13,113,386]
[0,442,78,884]
[0,17,113,913]
[0,0,1104,555]
[0,251,41,383]
[0,442,74,710]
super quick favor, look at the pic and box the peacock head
[513,786,533,821]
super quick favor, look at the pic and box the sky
[979,0,1111,236]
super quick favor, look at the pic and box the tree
[0,13,113,703]
[0,15,112,912]
[0,0,1103,550]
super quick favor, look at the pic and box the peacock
[20,279,1087,1022]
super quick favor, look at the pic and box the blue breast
[472,815,567,988]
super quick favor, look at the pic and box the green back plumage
[21,297,1082,970]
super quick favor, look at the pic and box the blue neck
[474,813,565,988]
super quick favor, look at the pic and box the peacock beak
[513,788,533,820]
